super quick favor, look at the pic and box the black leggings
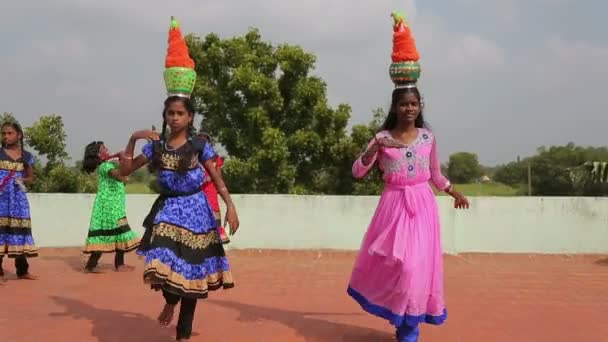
[163,290,198,340]
[85,251,125,270]
[0,255,29,277]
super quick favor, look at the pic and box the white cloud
[527,36,608,94]
[414,13,506,79]
[0,0,605,166]
[455,0,520,25]
[24,36,88,67]
[0,0,505,160]
[446,34,505,69]
[534,0,573,4]
[49,0,419,44]
[37,36,87,59]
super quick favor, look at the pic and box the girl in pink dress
[347,12,469,342]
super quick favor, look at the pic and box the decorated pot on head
[389,11,421,88]
[163,16,196,98]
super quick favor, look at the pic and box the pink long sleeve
[352,138,378,179]
[430,137,451,191]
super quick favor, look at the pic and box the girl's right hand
[131,130,160,142]
[225,205,240,235]
[376,137,404,148]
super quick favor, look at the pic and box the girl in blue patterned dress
[120,96,240,341]
[0,121,37,283]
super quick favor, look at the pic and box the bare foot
[157,304,176,327]
[115,265,135,272]
[0,278,6,285]
[17,273,38,280]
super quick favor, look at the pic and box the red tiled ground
[1,248,608,341]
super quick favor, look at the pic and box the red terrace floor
[1,249,608,342]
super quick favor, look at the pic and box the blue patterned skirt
[139,191,233,299]
[0,183,37,258]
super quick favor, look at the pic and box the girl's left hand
[452,191,470,209]
[225,205,240,235]
[131,130,160,142]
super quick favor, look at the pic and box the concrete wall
[27,194,608,254]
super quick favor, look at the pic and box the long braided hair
[148,96,198,174]
[1,121,31,167]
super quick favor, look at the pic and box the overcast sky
[1,0,606,165]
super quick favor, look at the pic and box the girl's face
[98,144,110,160]
[393,92,421,124]
[2,125,20,146]
[165,101,192,133]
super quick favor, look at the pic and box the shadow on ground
[44,254,124,273]
[594,257,608,266]
[43,254,90,273]
[49,296,178,342]
[209,299,391,341]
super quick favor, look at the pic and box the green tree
[0,112,17,125]
[148,176,161,193]
[24,114,69,168]
[493,161,528,187]
[187,29,352,194]
[528,144,584,195]
[531,144,608,196]
[569,161,608,196]
[493,143,608,196]
[344,108,385,195]
[129,168,150,183]
[447,152,482,183]
[1,113,101,194]
[23,114,78,193]
[37,164,78,193]
[77,171,98,193]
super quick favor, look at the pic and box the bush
[36,164,81,193]
[447,152,483,183]
[148,177,160,193]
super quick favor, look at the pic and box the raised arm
[429,137,451,191]
[120,130,159,176]
[353,137,380,179]
[120,155,149,177]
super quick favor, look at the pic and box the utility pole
[527,161,532,196]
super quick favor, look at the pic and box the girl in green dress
[82,141,139,273]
